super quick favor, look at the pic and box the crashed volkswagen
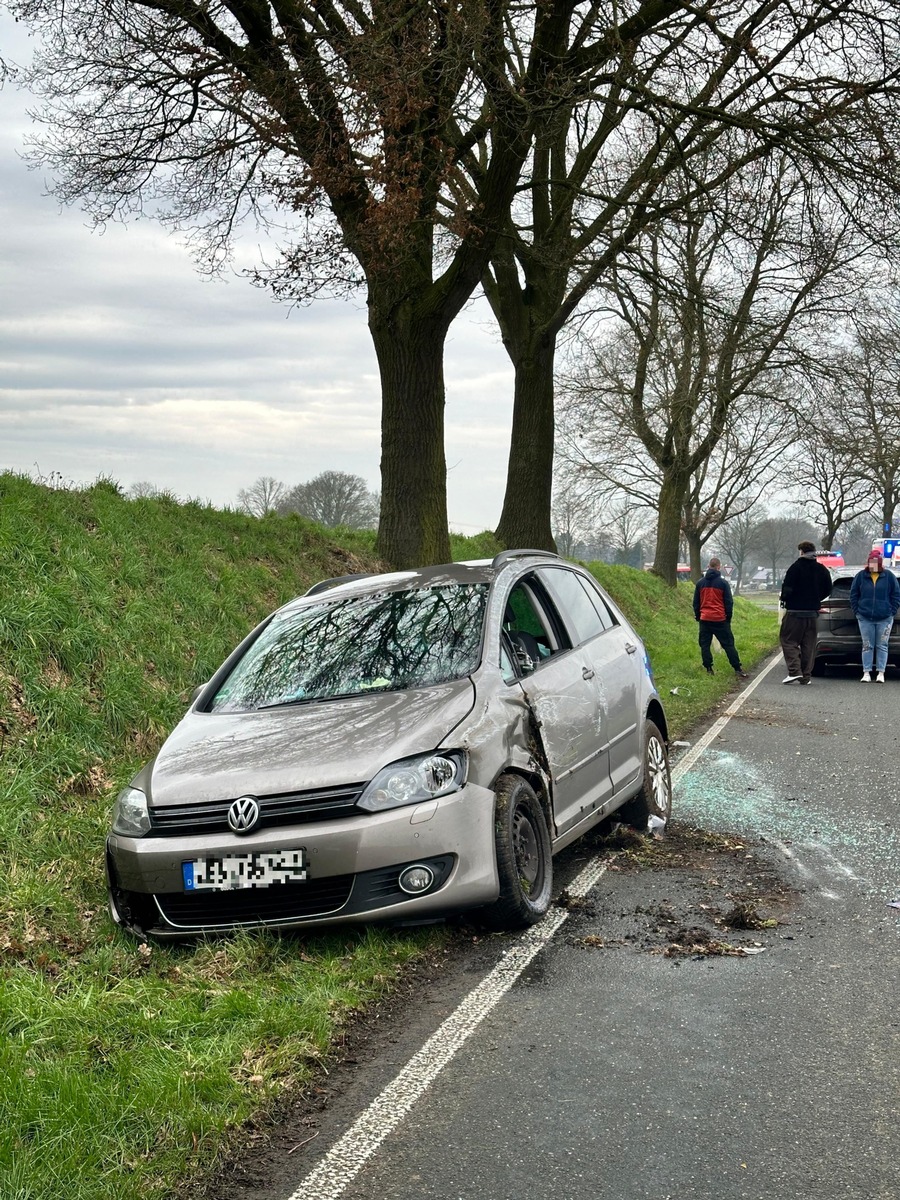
[106,550,672,937]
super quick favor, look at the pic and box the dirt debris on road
[563,823,798,959]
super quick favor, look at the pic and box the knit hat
[867,551,883,569]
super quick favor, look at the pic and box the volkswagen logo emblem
[227,796,260,835]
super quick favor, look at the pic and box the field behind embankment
[0,474,777,1199]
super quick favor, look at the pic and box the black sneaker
[704,666,714,675]
[736,670,749,678]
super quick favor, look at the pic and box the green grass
[0,476,779,1198]
[585,564,779,735]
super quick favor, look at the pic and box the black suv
[812,567,900,675]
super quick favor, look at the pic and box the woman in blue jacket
[850,551,900,682]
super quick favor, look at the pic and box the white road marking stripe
[671,652,782,784]
[287,861,607,1200]
[564,855,612,899]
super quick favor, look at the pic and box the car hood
[145,679,477,805]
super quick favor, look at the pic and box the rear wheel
[481,775,552,930]
[617,721,672,832]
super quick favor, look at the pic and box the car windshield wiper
[257,689,385,710]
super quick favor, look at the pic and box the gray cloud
[0,20,514,531]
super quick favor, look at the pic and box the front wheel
[617,721,672,832]
[480,775,552,930]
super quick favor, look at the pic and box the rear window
[211,584,489,712]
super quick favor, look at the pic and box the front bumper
[107,783,499,937]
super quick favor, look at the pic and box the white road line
[287,861,607,1200]
[286,654,783,1199]
[671,652,783,785]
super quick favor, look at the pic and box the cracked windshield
[211,584,489,711]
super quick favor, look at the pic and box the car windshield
[210,583,489,713]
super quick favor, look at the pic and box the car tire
[617,721,672,832]
[480,775,552,930]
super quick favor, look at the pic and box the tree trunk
[685,531,703,580]
[494,336,558,550]
[371,307,451,569]
[653,472,689,586]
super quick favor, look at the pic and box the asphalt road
[220,653,900,1200]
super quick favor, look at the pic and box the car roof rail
[490,549,562,569]
[304,572,373,597]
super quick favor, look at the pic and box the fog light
[398,865,434,895]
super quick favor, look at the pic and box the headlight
[358,751,467,813]
[111,786,151,836]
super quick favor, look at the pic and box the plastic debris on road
[648,814,667,838]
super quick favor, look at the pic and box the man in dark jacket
[693,558,748,677]
[779,540,833,684]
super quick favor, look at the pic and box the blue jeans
[857,616,893,672]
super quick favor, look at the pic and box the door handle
[625,643,637,654]
[582,666,595,680]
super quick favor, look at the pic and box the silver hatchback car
[107,550,671,938]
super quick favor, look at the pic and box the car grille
[148,784,366,836]
[155,874,355,927]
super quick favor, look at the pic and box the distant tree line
[236,471,379,530]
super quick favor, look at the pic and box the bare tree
[786,416,871,550]
[716,506,764,593]
[604,498,653,567]
[751,514,818,587]
[842,314,900,534]
[836,519,876,566]
[127,480,162,499]
[476,0,900,550]
[237,476,287,518]
[13,0,684,568]
[681,398,794,576]
[551,474,599,558]
[558,153,867,585]
[279,471,378,530]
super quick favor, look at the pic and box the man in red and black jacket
[692,557,748,677]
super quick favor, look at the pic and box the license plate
[182,850,306,892]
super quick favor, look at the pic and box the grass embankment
[0,474,778,1199]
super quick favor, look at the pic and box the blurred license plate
[182,851,306,892]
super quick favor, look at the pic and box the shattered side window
[211,584,489,712]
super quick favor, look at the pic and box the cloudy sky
[0,15,516,533]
